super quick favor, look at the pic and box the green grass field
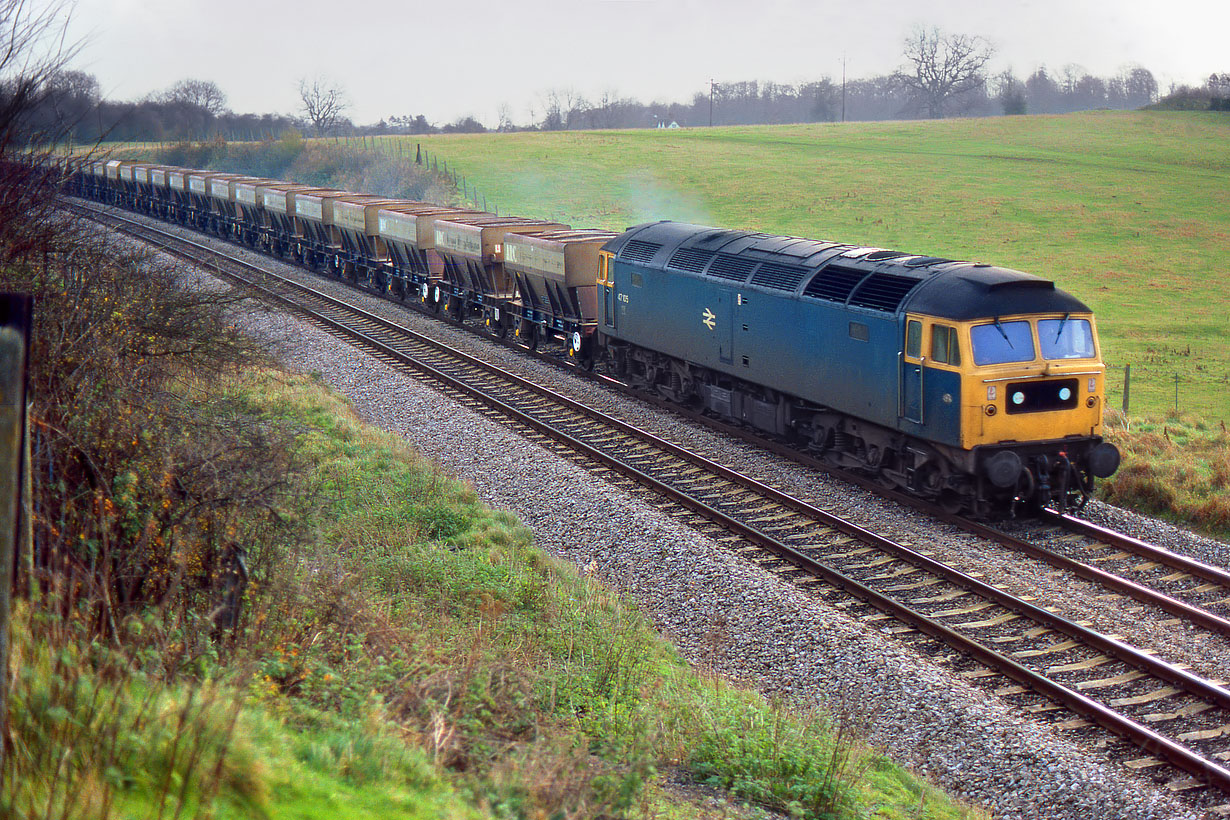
[389,112,1229,421]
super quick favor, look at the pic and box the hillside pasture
[396,112,1229,420]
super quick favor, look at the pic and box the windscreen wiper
[994,317,1014,348]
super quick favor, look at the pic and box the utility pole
[841,55,847,123]
[709,78,715,127]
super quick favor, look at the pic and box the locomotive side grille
[803,264,868,303]
[620,240,662,263]
[667,248,716,273]
[751,263,809,291]
[847,272,920,313]
[707,254,757,282]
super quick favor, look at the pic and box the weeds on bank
[1100,409,1230,538]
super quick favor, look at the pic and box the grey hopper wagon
[207,175,267,221]
[186,171,243,228]
[504,229,617,336]
[257,183,326,245]
[432,216,569,306]
[291,189,351,249]
[116,161,154,207]
[233,178,280,237]
[376,204,491,285]
[165,168,195,219]
[145,165,182,217]
[331,196,416,263]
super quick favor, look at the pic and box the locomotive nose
[1089,442,1121,478]
[984,450,1024,488]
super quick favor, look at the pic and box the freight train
[64,156,1121,517]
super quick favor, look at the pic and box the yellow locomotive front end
[955,311,1120,512]
[959,312,1107,447]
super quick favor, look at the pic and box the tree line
[4,25,1225,147]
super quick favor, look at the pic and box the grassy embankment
[391,113,1230,535]
[12,377,985,820]
[7,225,982,818]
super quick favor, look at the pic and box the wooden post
[1121,364,1130,414]
[0,294,33,778]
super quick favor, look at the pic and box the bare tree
[899,26,994,119]
[297,76,348,136]
[0,0,82,151]
[495,102,515,132]
[161,78,227,116]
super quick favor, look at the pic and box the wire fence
[1102,363,1219,418]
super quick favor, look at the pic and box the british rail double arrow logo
[702,307,716,330]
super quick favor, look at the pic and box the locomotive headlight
[1088,377,1096,393]
[1012,391,1025,406]
[986,385,997,401]
[1058,386,1072,401]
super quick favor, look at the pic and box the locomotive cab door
[900,317,924,424]
[599,252,617,331]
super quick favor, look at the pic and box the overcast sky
[58,0,1228,127]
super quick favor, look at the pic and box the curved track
[75,200,1230,810]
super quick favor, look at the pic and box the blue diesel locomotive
[596,221,1120,516]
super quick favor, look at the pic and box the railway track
[76,200,1230,812]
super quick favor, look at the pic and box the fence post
[0,294,33,779]
[1121,364,1130,415]
[1174,373,1180,412]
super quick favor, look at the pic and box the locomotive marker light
[702,307,716,330]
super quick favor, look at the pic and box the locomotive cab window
[971,320,1036,366]
[930,324,961,366]
[905,320,922,358]
[1038,317,1096,360]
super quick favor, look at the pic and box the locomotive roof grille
[620,239,662,263]
[751,262,809,292]
[667,247,715,273]
[903,256,954,268]
[707,254,757,282]
[847,272,920,313]
[865,250,909,262]
[803,264,868,303]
